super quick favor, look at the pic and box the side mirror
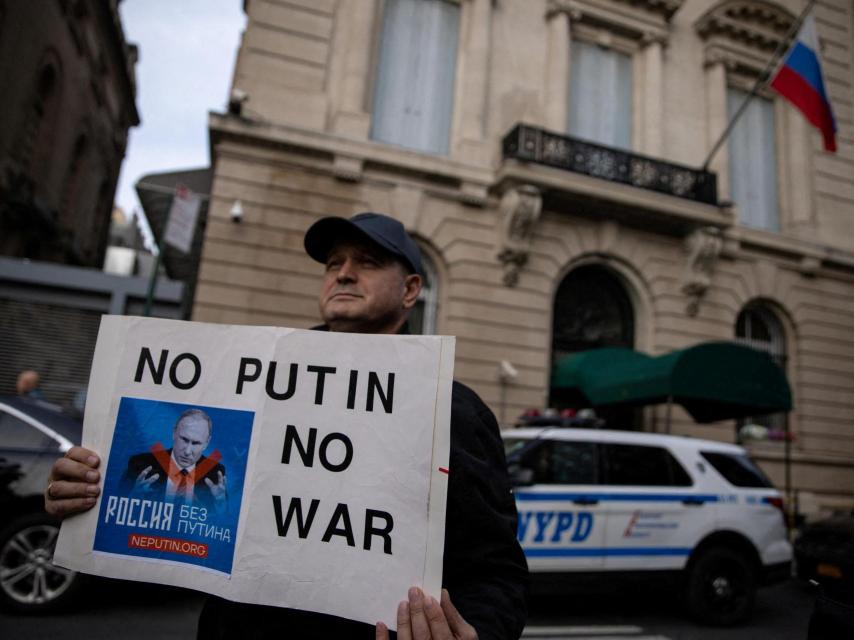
[508,463,535,487]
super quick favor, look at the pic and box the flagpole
[701,0,817,172]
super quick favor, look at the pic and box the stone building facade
[198,0,854,516]
[0,0,140,267]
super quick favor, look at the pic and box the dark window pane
[552,266,634,358]
[550,441,598,484]
[503,438,530,460]
[523,440,598,485]
[603,443,692,486]
[668,454,694,486]
[701,451,772,488]
[0,411,55,449]
[550,265,638,428]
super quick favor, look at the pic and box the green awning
[551,342,793,423]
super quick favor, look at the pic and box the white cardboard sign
[55,316,454,630]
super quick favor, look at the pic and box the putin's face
[173,416,211,468]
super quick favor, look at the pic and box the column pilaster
[543,5,571,132]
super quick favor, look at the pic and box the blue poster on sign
[93,397,255,574]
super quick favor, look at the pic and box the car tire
[685,546,757,626]
[0,512,82,613]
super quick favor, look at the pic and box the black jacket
[198,351,529,639]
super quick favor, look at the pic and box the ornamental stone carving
[497,185,542,287]
[696,0,794,51]
[682,226,723,316]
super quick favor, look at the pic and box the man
[16,369,45,399]
[125,408,227,512]
[46,212,529,639]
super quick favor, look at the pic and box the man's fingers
[375,621,390,640]
[50,456,101,484]
[218,471,225,486]
[45,495,97,517]
[396,600,412,640]
[48,480,100,500]
[204,478,214,489]
[407,587,433,639]
[440,589,464,630]
[64,447,100,468]
[142,473,159,487]
[441,589,477,639]
[424,594,454,640]
[45,447,101,518]
[136,466,152,483]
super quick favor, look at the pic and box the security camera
[230,200,244,223]
[228,89,249,116]
[499,359,518,382]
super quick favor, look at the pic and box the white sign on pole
[55,316,454,630]
[163,185,201,254]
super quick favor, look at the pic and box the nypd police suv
[504,427,792,625]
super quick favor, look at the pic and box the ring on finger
[46,481,55,499]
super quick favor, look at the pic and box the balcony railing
[502,124,718,205]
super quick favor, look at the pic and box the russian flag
[770,13,837,152]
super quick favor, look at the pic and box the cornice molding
[616,0,683,21]
[695,0,795,52]
[548,0,683,22]
[546,0,682,42]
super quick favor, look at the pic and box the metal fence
[0,256,183,411]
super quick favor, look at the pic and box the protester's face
[319,240,421,334]
[172,416,211,468]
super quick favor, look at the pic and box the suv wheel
[685,546,757,626]
[0,513,80,613]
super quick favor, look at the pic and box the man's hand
[133,465,160,494]
[45,446,101,518]
[376,588,477,640]
[204,470,228,506]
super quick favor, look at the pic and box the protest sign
[54,316,454,629]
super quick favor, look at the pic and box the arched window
[551,265,637,427]
[735,303,786,368]
[735,302,787,437]
[13,51,63,187]
[409,253,438,335]
[552,265,634,362]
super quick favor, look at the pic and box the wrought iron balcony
[502,124,718,206]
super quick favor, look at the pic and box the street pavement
[525,577,813,640]
[0,577,813,639]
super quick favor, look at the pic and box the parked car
[504,427,792,625]
[796,513,854,596]
[0,395,83,613]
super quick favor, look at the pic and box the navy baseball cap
[304,212,423,276]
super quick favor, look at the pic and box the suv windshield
[700,451,772,488]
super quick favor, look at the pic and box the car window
[0,410,58,450]
[700,451,772,488]
[526,440,598,485]
[503,438,531,460]
[602,443,693,486]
